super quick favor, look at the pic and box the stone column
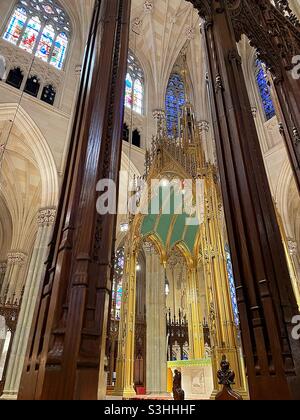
[1,208,56,400]
[187,267,205,360]
[114,249,137,398]
[145,247,167,395]
[288,239,300,308]
[0,263,7,293]
[1,253,27,301]
[198,120,214,164]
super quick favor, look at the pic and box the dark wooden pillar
[267,2,300,193]
[18,0,131,400]
[273,72,300,194]
[190,0,300,400]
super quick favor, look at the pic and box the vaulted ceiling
[60,0,204,110]
[130,0,201,108]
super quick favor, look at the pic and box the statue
[173,369,185,400]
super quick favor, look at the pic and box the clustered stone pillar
[198,120,214,163]
[144,246,167,395]
[1,253,27,301]
[0,263,7,293]
[186,266,205,360]
[1,208,56,400]
[114,249,137,398]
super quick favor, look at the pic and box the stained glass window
[165,73,186,138]
[255,59,276,121]
[111,247,125,321]
[50,32,68,70]
[36,25,55,62]
[19,16,41,53]
[125,74,133,109]
[133,79,143,114]
[3,1,71,70]
[125,52,144,115]
[225,244,240,326]
[3,7,27,45]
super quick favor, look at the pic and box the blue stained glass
[111,247,125,321]
[225,245,239,326]
[256,59,276,121]
[165,74,186,138]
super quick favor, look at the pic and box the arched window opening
[24,75,40,97]
[3,1,71,70]
[6,67,23,89]
[125,52,144,115]
[123,123,129,143]
[41,84,56,105]
[255,59,276,121]
[165,73,186,138]
[132,129,141,148]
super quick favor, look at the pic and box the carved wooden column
[229,0,300,192]
[188,0,300,400]
[18,0,131,400]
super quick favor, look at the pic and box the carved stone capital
[198,120,210,132]
[37,207,57,227]
[143,241,155,254]
[288,240,298,256]
[144,0,153,14]
[7,252,27,266]
[0,262,7,274]
[185,25,196,40]
[132,17,143,35]
[251,107,258,118]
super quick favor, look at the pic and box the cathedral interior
[0,0,300,401]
